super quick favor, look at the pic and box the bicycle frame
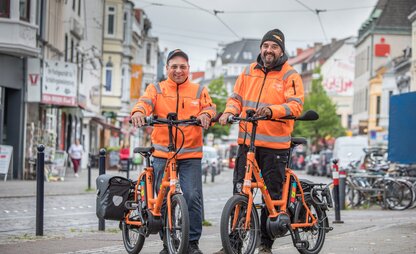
[233,113,317,231]
[125,151,179,230]
[124,114,196,231]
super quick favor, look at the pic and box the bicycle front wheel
[122,221,145,254]
[165,194,190,254]
[220,195,259,254]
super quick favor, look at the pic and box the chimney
[296,48,303,56]
[314,42,323,50]
[134,9,142,23]
[331,38,337,45]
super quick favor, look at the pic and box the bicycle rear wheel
[165,194,189,254]
[294,199,326,254]
[122,220,145,254]
[220,195,259,254]
[384,179,414,210]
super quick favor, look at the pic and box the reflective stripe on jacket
[131,77,216,159]
[224,62,304,149]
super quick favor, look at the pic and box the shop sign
[0,145,13,180]
[27,58,41,102]
[42,60,77,106]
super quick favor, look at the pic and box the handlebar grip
[227,114,236,123]
[211,112,223,123]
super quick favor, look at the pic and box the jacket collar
[166,77,190,86]
[254,53,288,73]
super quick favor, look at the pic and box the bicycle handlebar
[129,112,223,127]
[227,110,319,124]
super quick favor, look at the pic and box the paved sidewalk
[0,168,135,198]
[0,208,415,254]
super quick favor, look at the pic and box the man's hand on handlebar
[197,113,211,130]
[254,107,272,118]
[219,112,233,126]
[131,112,146,127]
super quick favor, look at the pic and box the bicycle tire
[385,179,414,210]
[122,220,146,254]
[220,195,259,254]
[294,198,326,254]
[165,194,190,254]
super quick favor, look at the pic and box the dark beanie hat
[260,29,285,52]
[166,49,189,64]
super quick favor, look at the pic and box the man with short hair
[131,49,216,254]
[217,29,304,254]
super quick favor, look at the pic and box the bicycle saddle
[133,147,155,154]
[291,137,307,146]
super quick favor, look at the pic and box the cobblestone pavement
[1,169,415,253]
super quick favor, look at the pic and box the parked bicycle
[220,110,333,254]
[121,113,204,254]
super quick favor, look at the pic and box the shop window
[0,0,10,18]
[19,0,30,21]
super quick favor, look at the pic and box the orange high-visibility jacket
[224,61,304,150]
[131,77,216,159]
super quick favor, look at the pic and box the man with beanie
[217,29,304,254]
[131,49,216,254]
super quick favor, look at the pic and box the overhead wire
[294,0,329,43]
[181,0,240,39]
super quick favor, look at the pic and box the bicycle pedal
[125,201,138,210]
[254,203,264,209]
[295,240,309,250]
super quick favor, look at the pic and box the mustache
[263,52,276,58]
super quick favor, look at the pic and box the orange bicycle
[122,113,203,254]
[220,110,333,254]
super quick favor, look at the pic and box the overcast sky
[133,0,378,71]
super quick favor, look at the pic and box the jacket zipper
[292,80,296,95]
[175,85,179,149]
[255,71,268,109]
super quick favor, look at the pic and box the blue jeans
[153,157,203,242]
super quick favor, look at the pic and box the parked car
[305,154,320,175]
[318,149,333,177]
[333,136,368,171]
[202,146,220,183]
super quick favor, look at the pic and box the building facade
[352,0,413,135]
[0,0,38,179]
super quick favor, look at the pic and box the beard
[261,52,278,67]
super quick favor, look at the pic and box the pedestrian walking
[68,139,83,177]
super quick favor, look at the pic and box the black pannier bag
[96,174,132,220]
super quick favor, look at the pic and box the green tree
[205,76,230,138]
[293,68,345,149]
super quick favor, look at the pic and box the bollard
[332,159,344,224]
[339,168,347,210]
[98,148,106,231]
[36,144,45,236]
[87,153,92,190]
[126,158,130,179]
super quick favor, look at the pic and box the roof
[308,38,350,65]
[358,0,412,43]
[288,47,315,65]
[220,39,261,64]
[190,71,205,81]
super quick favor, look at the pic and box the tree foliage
[293,68,345,148]
[205,76,230,138]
